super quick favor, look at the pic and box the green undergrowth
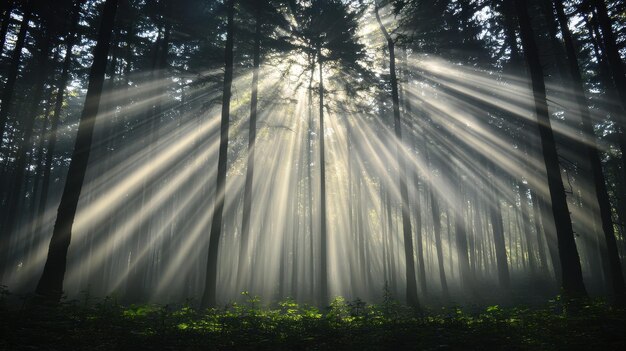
[0,288,625,350]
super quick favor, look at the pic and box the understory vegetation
[1,288,624,350]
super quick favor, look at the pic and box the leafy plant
[0,289,624,350]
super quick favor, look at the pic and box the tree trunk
[238,11,261,287]
[518,180,537,274]
[307,54,315,300]
[317,42,329,306]
[554,0,625,303]
[201,0,234,308]
[35,0,119,301]
[28,86,54,240]
[454,171,471,289]
[488,163,510,289]
[375,5,419,310]
[125,22,168,303]
[583,12,626,247]
[1,30,53,269]
[35,0,82,249]
[403,50,427,297]
[413,156,427,296]
[530,190,547,271]
[591,0,626,125]
[430,186,449,299]
[514,0,587,299]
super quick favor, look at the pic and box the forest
[0,0,626,349]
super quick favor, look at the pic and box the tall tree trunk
[501,0,559,284]
[28,88,53,240]
[518,180,537,274]
[583,11,626,246]
[554,0,625,303]
[454,171,471,289]
[317,42,329,306]
[413,155,427,296]
[530,190,547,271]
[238,12,261,287]
[591,0,626,126]
[123,24,165,303]
[514,0,587,299]
[307,54,315,300]
[403,50,427,297]
[375,5,419,310]
[35,0,82,245]
[201,0,234,308]
[346,117,357,293]
[430,186,449,299]
[0,20,56,278]
[385,180,395,291]
[35,0,119,301]
[488,163,510,289]
[1,31,53,264]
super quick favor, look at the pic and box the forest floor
[1,291,625,350]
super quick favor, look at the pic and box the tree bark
[0,30,53,275]
[201,0,234,308]
[317,42,329,306]
[514,0,587,299]
[35,0,119,301]
[430,186,449,299]
[375,4,419,310]
[591,0,626,121]
[488,163,510,289]
[454,170,471,289]
[238,11,261,288]
[554,0,625,303]
[35,0,82,250]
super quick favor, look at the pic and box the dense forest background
[0,0,625,311]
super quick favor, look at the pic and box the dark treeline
[0,0,625,310]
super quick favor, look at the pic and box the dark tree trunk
[554,0,625,303]
[125,22,166,303]
[530,190,547,271]
[306,55,315,300]
[583,12,626,246]
[589,1,626,226]
[346,117,357,293]
[375,5,419,310]
[35,0,119,301]
[403,50,427,297]
[201,0,234,308]
[430,186,449,299]
[488,163,510,289]
[317,42,329,306]
[591,0,626,121]
[518,180,537,274]
[35,0,82,245]
[514,0,587,299]
[0,32,53,276]
[28,89,53,238]
[413,154,427,296]
[238,11,261,286]
[500,0,558,284]
[538,192,562,282]
[454,172,471,289]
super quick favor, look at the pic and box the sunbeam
[1,0,625,330]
